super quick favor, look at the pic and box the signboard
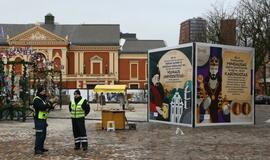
[195,43,254,126]
[148,43,254,127]
[148,44,193,126]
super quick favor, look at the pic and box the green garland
[0,60,5,105]
[0,58,63,121]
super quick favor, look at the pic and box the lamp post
[264,16,270,95]
[59,65,62,109]
[264,53,270,95]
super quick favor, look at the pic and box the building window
[53,57,61,71]
[130,61,138,80]
[15,57,22,75]
[91,56,103,74]
[129,83,139,89]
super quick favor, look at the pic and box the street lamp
[264,15,270,95]
[263,53,270,95]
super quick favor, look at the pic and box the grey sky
[0,0,238,46]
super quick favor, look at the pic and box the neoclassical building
[120,38,165,89]
[0,14,165,89]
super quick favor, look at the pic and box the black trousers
[34,119,47,151]
[72,118,88,148]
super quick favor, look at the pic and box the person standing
[99,92,106,110]
[69,89,90,151]
[33,86,53,155]
[118,93,125,110]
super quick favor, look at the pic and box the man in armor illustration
[199,56,222,123]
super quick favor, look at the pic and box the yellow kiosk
[94,85,127,130]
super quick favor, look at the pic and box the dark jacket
[69,96,90,116]
[99,94,106,105]
[33,94,51,119]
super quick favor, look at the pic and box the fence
[62,89,147,104]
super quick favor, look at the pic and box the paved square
[0,104,269,159]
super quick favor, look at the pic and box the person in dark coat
[118,93,125,110]
[69,89,90,150]
[99,92,106,109]
[33,86,53,155]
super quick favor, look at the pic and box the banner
[149,45,193,126]
[196,44,254,125]
[222,52,252,100]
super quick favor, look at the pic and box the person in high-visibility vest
[33,86,53,155]
[69,89,90,151]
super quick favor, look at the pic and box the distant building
[220,19,236,45]
[179,17,207,44]
[0,14,165,89]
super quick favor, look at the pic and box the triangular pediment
[91,56,103,61]
[8,25,68,46]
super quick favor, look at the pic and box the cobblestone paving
[0,105,270,160]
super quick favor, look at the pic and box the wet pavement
[49,103,148,122]
[0,104,270,160]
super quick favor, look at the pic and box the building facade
[119,37,166,89]
[179,17,207,44]
[220,19,236,45]
[0,14,165,89]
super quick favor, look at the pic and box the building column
[61,48,67,75]
[76,81,80,88]
[111,80,114,85]
[114,51,119,81]
[80,51,84,74]
[83,80,86,88]
[47,48,53,61]
[109,52,114,74]
[74,51,79,74]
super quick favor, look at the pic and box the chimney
[220,19,236,45]
[120,33,137,40]
[45,13,54,25]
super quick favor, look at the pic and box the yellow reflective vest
[71,98,85,118]
[33,96,48,120]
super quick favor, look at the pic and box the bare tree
[205,2,235,44]
[236,0,270,94]
[237,0,270,63]
[206,0,270,94]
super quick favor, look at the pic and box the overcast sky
[0,0,239,46]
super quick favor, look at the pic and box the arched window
[15,57,22,75]
[54,57,61,71]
